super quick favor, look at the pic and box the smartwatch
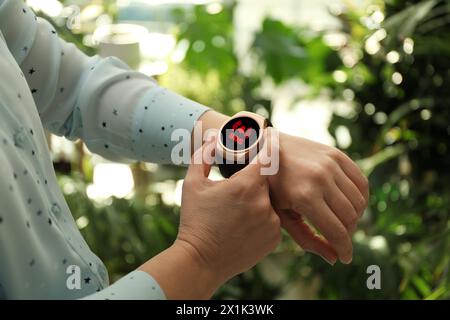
[216,111,272,178]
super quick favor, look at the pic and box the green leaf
[384,0,438,39]
[411,275,431,297]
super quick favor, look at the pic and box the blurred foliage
[326,0,450,299]
[39,0,450,299]
[253,18,341,90]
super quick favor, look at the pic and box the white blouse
[0,0,209,299]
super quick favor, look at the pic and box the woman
[0,0,368,299]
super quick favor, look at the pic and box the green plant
[325,0,450,299]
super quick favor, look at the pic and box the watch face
[220,116,261,151]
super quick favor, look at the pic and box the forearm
[138,240,223,299]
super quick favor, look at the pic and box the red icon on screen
[228,120,254,145]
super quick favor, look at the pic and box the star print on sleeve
[82,270,166,300]
[0,0,200,299]
[4,0,211,165]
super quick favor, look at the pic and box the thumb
[231,129,272,183]
[230,151,268,187]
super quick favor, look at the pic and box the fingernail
[326,259,336,266]
[341,257,352,265]
[321,255,336,266]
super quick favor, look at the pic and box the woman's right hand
[138,137,280,299]
[176,137,281,285]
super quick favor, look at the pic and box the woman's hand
[193,111,368,265]
[140,138,281,299]
[268,132,369,265]
[178,137,281,284]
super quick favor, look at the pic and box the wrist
[267,131,292,209]
[174,239,224,290]
[139,240,223,299]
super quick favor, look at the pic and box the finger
[335,169,367,217]
[202,137,217,177]
[231,162,268,191]
[230,141,267,184]
[258,127,280,172]
[300,200,353,264]
[324,184,358,234]
[186,138,216,180]
[277,209,337,265]
[332,151,369,202]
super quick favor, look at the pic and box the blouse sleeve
[81,270,166,300]
[0,0,210,164]
[0,142,166,299]
[0,0,184,300]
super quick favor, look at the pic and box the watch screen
[220,116,260,151]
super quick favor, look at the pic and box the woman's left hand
[268,132,369,265]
